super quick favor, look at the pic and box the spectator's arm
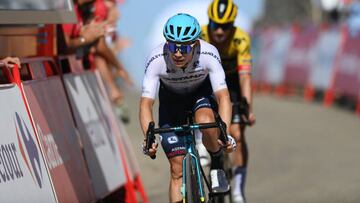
[95,37,133,86]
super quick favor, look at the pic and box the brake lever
[145,121,156,160]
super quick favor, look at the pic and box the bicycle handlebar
[145,112,228,160]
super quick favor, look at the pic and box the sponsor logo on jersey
[163,73,206,82]
[199,51,222,64]
[145,53,166,73]
[14,113,43,188]
[167,136,178,144]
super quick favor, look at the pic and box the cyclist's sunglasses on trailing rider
[167,41,196,54]
[209,20,234,31]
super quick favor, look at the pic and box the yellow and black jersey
[201,25,252,75]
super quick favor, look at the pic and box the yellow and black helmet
[208,0,238,24]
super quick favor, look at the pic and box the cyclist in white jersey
[140,13,237,203]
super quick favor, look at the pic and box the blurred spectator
[92,0,133,123]
[60,0,133,123]
[0,57,20,68]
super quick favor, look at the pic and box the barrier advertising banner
[284,27,319,86]
[23,76,96,203]
[253,28,277,84]
[94,71,140,178]
[264,28,293,85]
[0,84,56,203]
[333,32,360,97]
[63,71,126,198]
[309,28,341,90]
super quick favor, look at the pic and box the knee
[195,113,214,124]
[233,131,242,143]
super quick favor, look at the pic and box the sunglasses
[167,42,195,54]
[209,20,234,31]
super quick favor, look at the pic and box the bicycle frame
[145,111,228,202]
[181,117,206,202]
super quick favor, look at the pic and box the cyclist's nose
[174,50,182,57]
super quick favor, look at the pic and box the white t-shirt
[142,39,227,99]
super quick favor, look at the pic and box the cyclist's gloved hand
[141,139,158,157]
[218,135,236,153]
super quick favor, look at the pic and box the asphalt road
[124,90,360,203]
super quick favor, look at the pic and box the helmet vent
[177,27,182,37]
[170,25,174,35]
[190,28,197,37]
[184,27,191,36]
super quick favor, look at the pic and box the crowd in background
[59,0,132,123]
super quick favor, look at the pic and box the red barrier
[332,30,360,98]
[94,71,148,203]
[17,58,96,203]
[283,26,319,92]
[324,26,360,112]
[253,27,277,93]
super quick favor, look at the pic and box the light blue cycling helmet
[163,13,201,43]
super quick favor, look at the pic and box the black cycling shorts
[158,78,217,159]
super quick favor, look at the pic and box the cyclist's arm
[237,33,253,113]
[140,50,161,135]
[206,46,232,133]
[240,73,253,113]
[214,89,232,134]
[140,97,155,135]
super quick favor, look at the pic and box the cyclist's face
[167,41,196,68]
[209,22,233,44]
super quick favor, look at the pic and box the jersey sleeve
[205,46,228,92]
[141,52,161,99]
[236,32,252,73]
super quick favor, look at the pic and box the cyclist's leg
[229,88,249,202]
[193,96,229,193]
[169,155,185,203]
[231,124,248,202]
[158,83,188,202]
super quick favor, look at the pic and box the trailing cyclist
[201,0,257,202]
[139,13,237,203]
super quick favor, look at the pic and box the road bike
[145,111,229,203]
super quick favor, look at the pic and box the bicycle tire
[185,154,202,203]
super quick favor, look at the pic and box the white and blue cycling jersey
[141,39,228,99]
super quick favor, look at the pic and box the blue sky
[117,0,264,88]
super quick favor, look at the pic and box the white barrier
[63,71,126,199]
[0,84,56,203]
[94,71,140,179]
[309,28,341,90]
[265,29,293,85]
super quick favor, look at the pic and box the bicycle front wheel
[185,153,203,203]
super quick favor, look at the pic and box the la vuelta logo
[14,113,43,188]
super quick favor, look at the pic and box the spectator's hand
[1,57,20,68]
[117,69,134,86]
[80,20,106,43]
